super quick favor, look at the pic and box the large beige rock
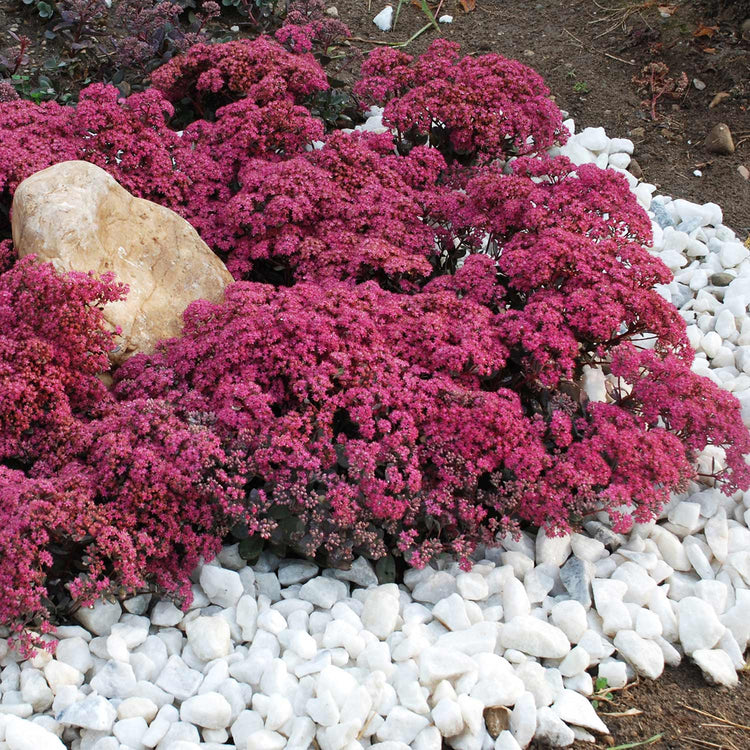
[12,160,233,363]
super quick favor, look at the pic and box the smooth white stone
[611,562,656,606]
[549,601,588,645]
[186,616,232,663]
[418,648,476,685]
[139,712,173,748]
[702,331,723,358]
[156,720,200,748]
[433,594,471,632]
[315,666,358,709]
[149,601,184,628]
[264,695,293,732]
[395,678,429,715]
[230,710,264,749]
[523,568,554,604]
[456,573,490,601]
[199,567,244,608]
[558,646,590,677]
[502,577,531,621]
[512,662,554,708]
[5,717,66,750]
[411,572,458,603]
[634,608,662,640]
[577,127,608,152]
[509,691,536,748]
[608,137,634,155]
[695,579,729,614]
[236,595,259,643]
[55,638,94,676]
[470,674,524,708]
[722,594,750,652]
[298,578,348,609]
[720,242,750,269]
[570,534,606,563]
[112,716,148,749]
[608,152,631,169]
[651,527,692,570]
[436,622,498,656]
[278,561,319,586]
[179,692,232,729]
[257,609,287,636]
[90,660,136,699]
[372,5,393,30]
[74,600,122,637]
[667,502,702,533]
[501,617,570,658]
[715,308,738,339]
[501,552,534,580]
[692,649,739,687]
[432,699,463,737]
[534,707,575,746]
[246,729,286,750]
[613,631,664,679]
[116,697,158,723]
[678,597,725,655]
[597,660,628,689]
[684,538,715,580]
[536,530,571,568]
[362,588,401,639]
[376,706,429,745]
[57,695,117,732]
[19,670,53,713]
[551,689,609,734]
[43,661,84,694]
[154,655,203,701]
[306,691,339,727]
[656,634,682,668]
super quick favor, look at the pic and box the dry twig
[679,704,750,733]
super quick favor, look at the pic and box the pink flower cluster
[150,36,328,114]
[0,260,252,650]
[354,40,568,161]
[1,37,748,642]
[274,0,351,54]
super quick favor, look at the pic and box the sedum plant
[0,37,747,649]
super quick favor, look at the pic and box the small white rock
[373,5,393,31]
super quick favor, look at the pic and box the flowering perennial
[0,37,748,645]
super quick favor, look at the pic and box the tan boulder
[12,160,233,363]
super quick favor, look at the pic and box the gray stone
[559,556,593,608]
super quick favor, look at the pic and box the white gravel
[1,116,749,750]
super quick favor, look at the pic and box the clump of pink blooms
[0,37,748,647]
[354,40,569,162]
[274,0,351,55]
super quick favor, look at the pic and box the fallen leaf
[701,47,717,53]
[709,91,730,108]
[693,22,718,38]
[459,0,476,11]
[657,5,677,16]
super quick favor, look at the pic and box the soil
[540,664,750,750]
[2,0,750,747]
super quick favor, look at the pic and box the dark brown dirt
[551,663,750,750]
[339,0,750,236]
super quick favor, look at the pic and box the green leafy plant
[21,0,55,18]
[591,676,614,709]
[573,80,590,94]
